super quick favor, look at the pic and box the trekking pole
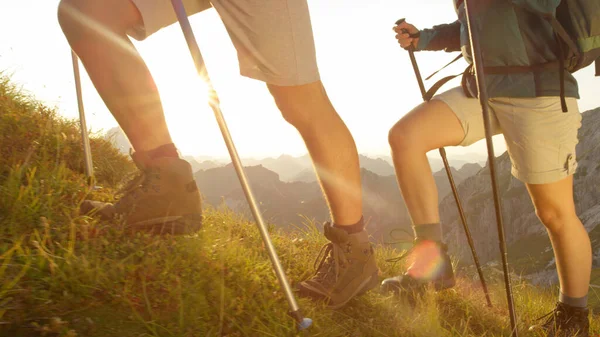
[71,51,94,183]
[395,18,492,308]
[461,2,518,335]
[169,0,312,331]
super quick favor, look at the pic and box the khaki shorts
[128,0,320,86]
[433,87,582,185]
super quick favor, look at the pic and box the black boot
[529,302,590,337]
[381,239,455,305]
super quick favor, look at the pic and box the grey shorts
[128,0,320,86]
[433,87,582,185]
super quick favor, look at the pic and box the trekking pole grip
[395,18,421,51]
[395,18,426,99]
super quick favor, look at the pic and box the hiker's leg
[57,0,171,152]
[498,96,589,300]
[60,0,208,233]
[267,82,362,225]
[381,87,498,293]
[388,87,495,227]
[388,99,465,225]
[208,0,377,306]
[526,177,591,298]
[207,0,361,226]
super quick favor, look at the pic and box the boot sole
[329,272,380,309]
[381,274,456,299]
[299,272,379,310]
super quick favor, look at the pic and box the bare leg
[268,81,361,226]
[380,99,466,291]
[57,0,172,152]
[526,176,591,298]
[388,100,465,225]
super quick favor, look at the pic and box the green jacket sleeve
[510,0,560,14]
[415,21,461,52]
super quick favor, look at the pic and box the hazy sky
[1,0,598,159]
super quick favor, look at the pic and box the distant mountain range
[104,127,485,182]
[376,153,487,173]
[213,154,486,182]
[194,159,482,243]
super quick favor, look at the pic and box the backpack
[551,0,600,74]
[424,0,600,109]
[533,0,600,111]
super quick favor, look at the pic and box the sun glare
[150,57,224,156]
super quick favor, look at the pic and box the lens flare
[405,240,446,280]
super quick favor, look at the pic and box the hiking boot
[381,239,455,305]
[297,222,380,309]
[529,302,590,337]
[80,151,203,235]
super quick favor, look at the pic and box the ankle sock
[413,222,443,242]
[334,216,365,234]
[559,291,588,308]
[147,143,179,159]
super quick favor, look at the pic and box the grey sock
[413,223,443,242]
[559,291,588,308]
[333,216,365,234]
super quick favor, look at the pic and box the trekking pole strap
[555,32,568,112]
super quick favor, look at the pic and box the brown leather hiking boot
[297,222,380,309]
[81,151,202,235]
[381,239,455,306]
[529,302,590,337]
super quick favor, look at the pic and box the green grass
[1,74,600,336]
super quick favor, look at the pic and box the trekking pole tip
[297,318,313,331]
[290,310,312,330]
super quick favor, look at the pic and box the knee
[58,0,90,36]
[268,81,335,131]
[535,207,572,234]
[57,0,129,40]
[388,119,418,153]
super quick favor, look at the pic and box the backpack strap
[407,53,468,101]
[555,32,568,112]
[425,54,464,80]
[483,59,568,113]
[422,64,472,101]
[596,58,600,76]
[506,1,573,112]
[542,13,580,58]
[424,72,463,101]
[511,2,580,59]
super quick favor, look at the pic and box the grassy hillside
[1,75,599,336]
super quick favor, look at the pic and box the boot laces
[535,303,586,331]
[117,167,161,202]
[312,242,348,286]
[385,228,418,263]
[536,307,561,329]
